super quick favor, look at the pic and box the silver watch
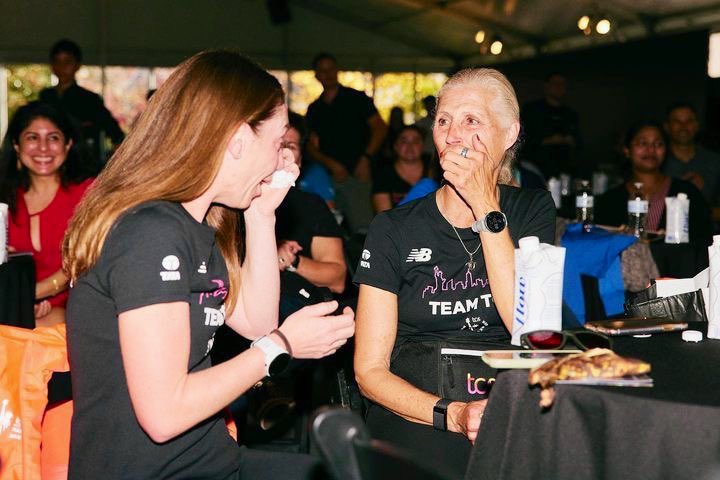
[471,211,507,233]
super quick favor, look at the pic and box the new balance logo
[406,248,432,262]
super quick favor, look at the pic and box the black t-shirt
[66,201,240,479]
[521,99,579,178]
[276,187,343,253]
[306,86,378,171]
[354,187,556,343]
[276,187,344,308]
[372,162,414,207]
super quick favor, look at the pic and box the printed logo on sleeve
[160,255,181,281]
[360,249,371,269]
[406,248,432,262]
[197,261,207,274]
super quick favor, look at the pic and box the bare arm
[298,236,346,293]
[365,113,388,156]
[307,133,348,181]
[477,229,515,330]
[372,193,393,213]
[120,300,355,443]
[225,150,298,339]
[119,301,269,443]
[354,285,484,439]
[36,268,69,300]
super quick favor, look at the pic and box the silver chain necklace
[450,224,481,270]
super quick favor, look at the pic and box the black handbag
[389,335,513,403]
[624,282,708,323]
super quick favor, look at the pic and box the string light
[475,30,486,44]
[490,39,503,55]
[596,18,611,35]
[577,15,590,31]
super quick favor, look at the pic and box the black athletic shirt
[353,186,556,342]
[66,201,240,479]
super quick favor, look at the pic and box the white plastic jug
[708,235,720,339]
[511,236,566,346]
[665,193,689,244]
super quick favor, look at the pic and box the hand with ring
[439,134,501,214]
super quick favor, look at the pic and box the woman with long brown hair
[63,50,354,479]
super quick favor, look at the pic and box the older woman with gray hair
[353,68,556,476]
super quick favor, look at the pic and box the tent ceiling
[2,0,720,72]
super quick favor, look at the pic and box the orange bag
[0,324,69,480]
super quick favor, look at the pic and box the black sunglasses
[520,330,612,351]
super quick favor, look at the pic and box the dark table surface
[0,253,35,328]
[466,323,720,480]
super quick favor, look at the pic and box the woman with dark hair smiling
[372,124,435,212]
[595,121,711,246]
[1,101,92,327]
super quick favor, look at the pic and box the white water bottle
[0,203,7,264]
[511,236,566,346]
[708,236,720,339]
[548,177,561,209]
[665,193,690,244]
[575,180,594,225]
[627,182,648,239]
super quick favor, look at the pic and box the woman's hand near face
[439,133,500,214]
[246,148,299,218]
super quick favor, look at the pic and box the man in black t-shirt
[521,72,580,178]
[39,39,125,173]
[306,53,387,234]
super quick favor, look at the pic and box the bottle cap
[682,330,703,343]
[713,235,720,246]
[519,236,540,251]
[677,193,688,200]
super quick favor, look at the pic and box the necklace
[450,224,481,270]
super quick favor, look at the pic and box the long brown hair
[63,50,284,314]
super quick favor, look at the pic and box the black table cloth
[465,324,720,480]
[0,253,35,328]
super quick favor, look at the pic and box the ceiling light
[596,18,611,35]
[490,39,503,55]
[577,15,590,31]
[475,30,486,44]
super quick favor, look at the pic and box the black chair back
[311,407,455,480]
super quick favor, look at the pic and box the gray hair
[436,68,521,185]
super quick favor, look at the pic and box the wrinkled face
[215,104,289,209]
[282,126,302,167]
[14,117,72,179]
[665,107,698,145]
[433,87,517,170]
[625,126,666,174]
[50,52,80,84]
[394,128,423,162]
[314,58,339,90]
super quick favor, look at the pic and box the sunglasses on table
[520,330,613,351]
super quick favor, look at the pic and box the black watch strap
[433,398,453,431]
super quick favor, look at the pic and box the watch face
[269,352,291,377]
[486,211,506,233]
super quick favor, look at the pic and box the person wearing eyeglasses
[353,68,556,478]
[595,121,712,247]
